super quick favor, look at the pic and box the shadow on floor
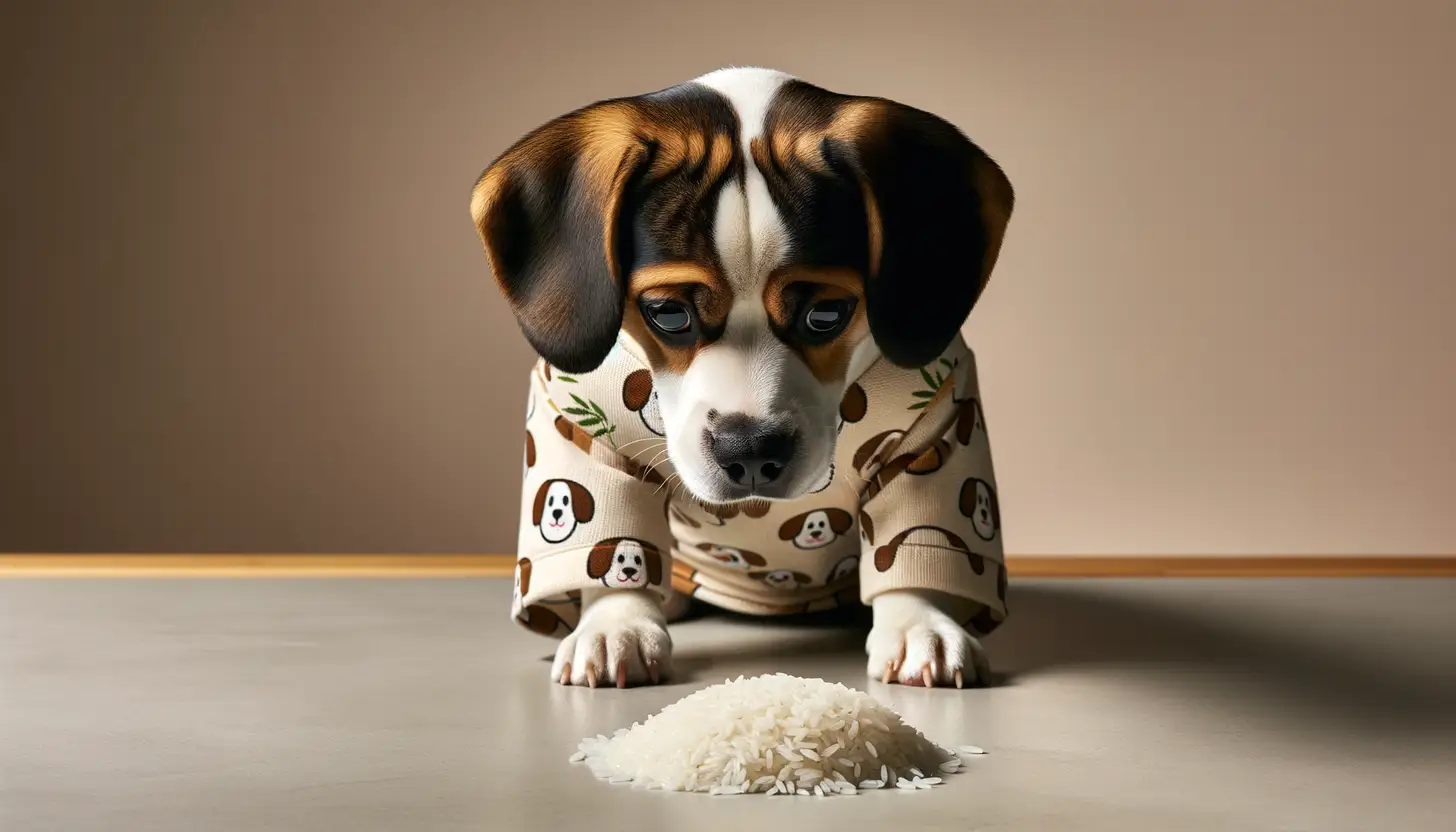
[661,584,1456,740]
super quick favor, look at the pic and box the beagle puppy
[475,67,1012,691]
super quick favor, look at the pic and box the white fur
[553,589,670,687]
[866,590,991,687]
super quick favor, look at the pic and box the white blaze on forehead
[694,67,794,292]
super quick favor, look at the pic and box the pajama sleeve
[854,344,1009,636]
[511,359,676,639]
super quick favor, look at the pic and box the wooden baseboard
[1,554,1453,578]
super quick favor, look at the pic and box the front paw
[867,591,991,688]
[550,592,671,688]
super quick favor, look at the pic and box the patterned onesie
[511,332,1007,638]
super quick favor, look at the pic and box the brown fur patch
[516,557,532,596]
[524,430,536,468]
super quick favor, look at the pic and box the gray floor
[2,578,1454,832]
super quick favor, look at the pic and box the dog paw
[550,591,671,688]
[866,590,991,688]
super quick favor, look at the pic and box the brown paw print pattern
[586,537,663,588]
[872,525,985,575]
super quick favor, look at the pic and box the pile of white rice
[568,673,985,796]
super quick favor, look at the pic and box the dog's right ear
[471,101,650,373]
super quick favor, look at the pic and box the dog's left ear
[822,94,1014,367]
[470,101,651,373]
[641,543,663,585]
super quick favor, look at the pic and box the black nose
[709,414,797,485]
[621,567,638,578]
[551,509,563,521]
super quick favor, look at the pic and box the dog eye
[617,554,625,564]
[643,300,693,335]
[803,299,854,337]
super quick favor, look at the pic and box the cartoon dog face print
[695,542,767,570]
[514,557,532,600]
[873,525,985,576]
[956,397,985,446]
[586,537,663,588]
[622,369,666,436]
[778,509,854,550]
[959,477,1000,542]
[749,569,814,591]
[828,555,859,583]
[532,479,595,543]
[838,383,867,434]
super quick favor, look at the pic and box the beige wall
[2,0,1452,555]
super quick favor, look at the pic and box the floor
[2,578,1454,832]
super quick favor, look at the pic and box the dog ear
[566,481,595,522]
[827,509,854,535]
[777,514,806,541]
[839,383,867,424]
[622,369,653,411]
[524,431,536,469]
[822,95,1012,368]
[642,543,663,585]
[873,542,897,572]
[794,572,812,585]
[531,481,551,526]
[516,557,532,596]
[470,101,652,373]
[959,478,978,519]
[956,398,983,445]
[586,539,618,579]
[859,511,875,545]
[745,550,767,567]
[907,441,950,475]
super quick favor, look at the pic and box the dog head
[749,569,814,590]
[586,537,663,588]
[531,479,595,543]
[959,477,1000,542]
[695,542,767,570]
[778,508,854,550]
[472,68,1013,505]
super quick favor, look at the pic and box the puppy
[476,67,1013,690]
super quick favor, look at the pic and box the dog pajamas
[512,333,1007,638]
